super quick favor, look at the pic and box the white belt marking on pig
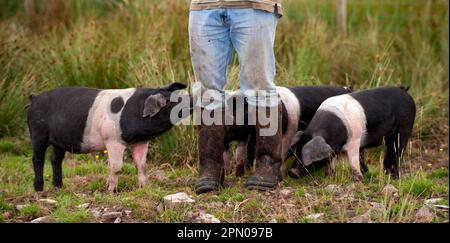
[276,87,300,161]
[318,94,367,152]
[81,88,136,152]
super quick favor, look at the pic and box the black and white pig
[289,86,416,182]
[223,85,354,177]
[27,82,189,192]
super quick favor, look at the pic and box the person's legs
[228,9,282,190]
[189,9,233,194]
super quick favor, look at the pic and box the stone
[349,211,371,223]
[199,213,220,223]
[305,213,324,221]
[279,188,292,197]
[163,192,195,206]
[101,212,122,220]
[369,202,384,212]
[325,184,339,192]
[77,203,90,209]
[415,206,435,222]
[38,198,57,205]
[425,198,444,205]
[269,218,278,223]
[382,184,398,197]
[16,204,25,210]
[114,217,122,223]
[124,210,132,217]
[30,216,51,223]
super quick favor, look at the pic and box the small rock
[279,188,292,197]
[305,213,324,221]
[325,184,339,192]
[30,216,51,223]
[199,213,220,223]
[304,193,312,198]
[269,218,278,223]
[77,203,90,209]
[38,198,57,205]
[102,212,122,220]
[369,202,384,212]
[114,217,122,223]
[425,198,444,205]
[382,184,398,197]
[164,192,195,206]
[349,211,371,223]
[124,210,132,217]
[16,204,25,210]
[415,206,435,222]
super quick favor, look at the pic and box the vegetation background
[0,0,448,223]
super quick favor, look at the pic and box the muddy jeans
[189,8,279,110]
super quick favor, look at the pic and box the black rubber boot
[246,104,283,191]
[195,115,226,194]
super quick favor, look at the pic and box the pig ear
[143,93,168,118]
[301,136,333,166]
[289,131,303,148]
[160,82,187,92]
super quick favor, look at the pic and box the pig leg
[51,145,65,188]
[235,140,248,177]
[106,142,126,192]
[245,134,256,172]
[131,143,149,188]
[325,158,335,177]
[223,150,232,176]
[346,141,363,182]
[359,149,369,173]
[32,136,49,191]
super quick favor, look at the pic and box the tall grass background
[0,0,448,165]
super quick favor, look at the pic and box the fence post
[337,0,347,35]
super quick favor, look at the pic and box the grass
[0,0,448,222]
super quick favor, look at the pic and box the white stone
[16,204,25,210]
[325,184,339,192]
[38,198,57,205]
[199,213,220,223]
[425,198,444,205]
[305,213,324,220]
[164,192,195,204]
[269,218,278,223]
[30,216,50,223]
[114,217,122,223]
[77,203,90,209]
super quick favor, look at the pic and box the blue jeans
[189,8,279,109]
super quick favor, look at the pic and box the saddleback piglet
[27,82,188,192]
[289,86,416,182]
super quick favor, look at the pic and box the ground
[0,135,448,223]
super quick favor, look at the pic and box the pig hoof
[138,177,147,188]
[287,168,301,179]
[236,165,245,177]
[353,174,363,183]
[195,177,222,194]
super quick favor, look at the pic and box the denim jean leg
[189,9,233,110]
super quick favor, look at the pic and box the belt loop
[274,3,279,16]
